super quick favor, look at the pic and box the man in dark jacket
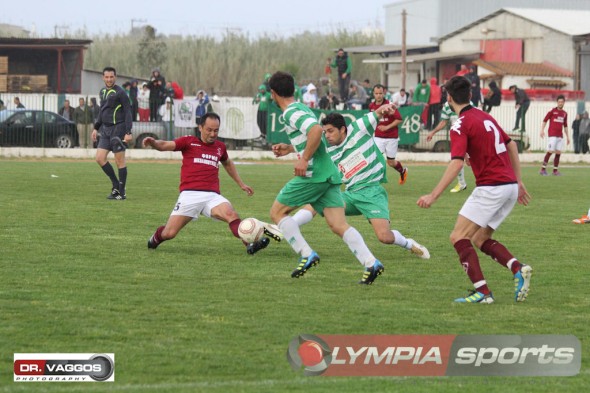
[330,48,352,102]
[482,80,502,113]
[510,85,530,131]
[148,68,166,121]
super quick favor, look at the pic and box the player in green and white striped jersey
[288,105,429,260]
[269,71,384,284]
[427,100,473,193]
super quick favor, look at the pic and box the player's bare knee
[377,230,394,244]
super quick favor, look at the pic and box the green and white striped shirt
[325,112,387,191]
[283,102,340,183]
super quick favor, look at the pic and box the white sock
[292,209,314,226]
[392,229,413,250]
[278,216,313,257]
[457,167,466,187]
[342,227,376,267]
[587,208,590,217]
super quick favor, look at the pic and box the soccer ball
[238,218,265,243]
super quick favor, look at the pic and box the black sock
[101,162,119,189]
[118,167,127,195]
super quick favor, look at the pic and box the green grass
[0,160,588,392]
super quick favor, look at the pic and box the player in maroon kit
[539,95,570,176]
[417,76,533,304]
[369,84,408,185]
[143,112,278,254]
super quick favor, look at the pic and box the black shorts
[97,123,127,153]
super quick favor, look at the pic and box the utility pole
[401,9,407,90]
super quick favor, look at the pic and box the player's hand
[465,154,471,167]
[417,194,436,208]
[426,130,436,142]
[241,184,254,196]
[294,157,309,177]
[91,129,97,142]
[272,143,292,157]
[540,131,545,139]
[142,136,155,148]
[124,133,133,144]
[517,182,531,206]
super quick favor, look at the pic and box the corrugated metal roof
[363,50,480,64]
[504,7,590,36]
[336,45,437,55]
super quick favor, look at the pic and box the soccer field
[0,159,588,392]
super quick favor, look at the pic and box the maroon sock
[480,239,522,274]
[229,218,242,239]
[542,152,551,168]
[394,161,404,174]
[454,239,490,295]
[553,154,560,170]
[151,225,165,245]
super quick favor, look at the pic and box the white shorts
[459,183,518,230]
[547,137,564,152]
[170,190,230,219]
[374,137,399,159]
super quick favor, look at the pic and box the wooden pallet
[0,75,6,92]
[0,57,7,74]
[7,74,48,93]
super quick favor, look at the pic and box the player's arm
[540,120,547,138]
[295,124,323,177]
[221,159,253,196]
[564,126,570,144]
[417,158,464,208]
[272,143,295,157]
[428,119,448,141]
[506,140,531,206]
[142,137,176,151]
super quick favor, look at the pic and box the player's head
[556,94,565,109]
[102,67,117,88]
[444,76,471,111]
[321,112,347,146]
[268,71,295,99]
[198,112,221,144]
[373,84,386,103]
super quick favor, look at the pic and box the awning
[362,51,481,65]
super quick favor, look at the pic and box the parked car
[0,109,79,148]
[129,122,194,148]
[412,127,530,153]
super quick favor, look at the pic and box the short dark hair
[200,112,221,126]
[268,71,295,98]
[103,66,117,75]
[321,112,346,131]
[556,94,565,101]
[364,79,370,84]
[444,76,471,105]
[373,84,385,91]
[509,85,517,90]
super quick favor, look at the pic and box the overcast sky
[2,0,388,39]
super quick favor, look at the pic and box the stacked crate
[7,75,48,92]
[0,56,7,92]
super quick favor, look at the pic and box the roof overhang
[363,51,481,64]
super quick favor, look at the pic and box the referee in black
[91,66,133,200]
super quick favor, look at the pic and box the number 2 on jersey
[484,120,507,154]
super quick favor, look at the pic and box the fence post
[41,95,46,148]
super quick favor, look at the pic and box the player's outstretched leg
[291,251,320,278]
[147,226,165,249]
[359,260,384,285]
[454,289,495,304]
[514,264,533,302]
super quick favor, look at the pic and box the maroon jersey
[543,107,568,137]
[450,106,516,187]
[369,100,403,138]
[174,136,228,193]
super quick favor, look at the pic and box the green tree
[137,26,167,76]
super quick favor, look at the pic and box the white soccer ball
[238,218,265,243]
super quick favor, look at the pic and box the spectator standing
[330,48,352,102]
[428,77,442,130]
[148,68,166,122]
[195,90,210,126]
[509,85,530,131]
[59,99,75,121]
[482,80,501,113]
[302,83,318,108]
[370,84,407,185]
[578,112,590,154]
[89,97,100,122]
[572,113,581,154]
[362,79,373,108]
[14,97,25,109]
[74,97,94,148]
[253,84,271,138]
[413,79,430,104]
[129,80,139,121]
[455,64,469,77]
[539,95,569,176]
[159,97,175,140]
[465,66,481,107]
[138,83,150,122]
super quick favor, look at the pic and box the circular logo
[89,354,114,381]
[287,335,331,376]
